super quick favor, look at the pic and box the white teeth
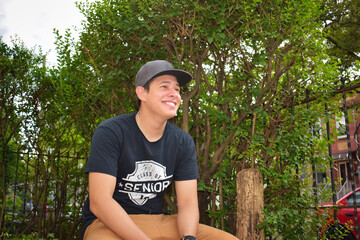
[165,102,176,106]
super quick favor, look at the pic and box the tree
[0,35,91,238]
[0,37,49,232]
[50,0,341,237]
[321,0,360,69]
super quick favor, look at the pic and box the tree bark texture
[236,168,264,240]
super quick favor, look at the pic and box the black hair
[136,78,152,109]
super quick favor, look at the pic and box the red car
[319,187,360,240]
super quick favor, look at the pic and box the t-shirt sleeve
[174,133,199,181]
[85,125,122,177]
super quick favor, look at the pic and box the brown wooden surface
[237,168,264,240]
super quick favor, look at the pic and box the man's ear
[135,86,146,102]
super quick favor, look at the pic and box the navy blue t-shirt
[82,112,199,234]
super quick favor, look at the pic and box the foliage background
[1,0,359,239]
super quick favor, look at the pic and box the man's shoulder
[93,113,136,139]
[166,121,185,133]
[166,121,193,142]
[99,112,136,128]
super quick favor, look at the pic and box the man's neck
[136,110,167,142]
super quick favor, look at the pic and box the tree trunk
[198,190,211,226]
[236,168,264,240]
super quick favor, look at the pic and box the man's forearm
[90,197,151,240]
[177,204,199,238]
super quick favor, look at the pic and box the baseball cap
[135,60,192,87]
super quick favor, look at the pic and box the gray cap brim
[135,60,192,87]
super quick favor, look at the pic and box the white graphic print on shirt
[118,160,173,205]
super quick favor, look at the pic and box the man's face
[142,75,181,119]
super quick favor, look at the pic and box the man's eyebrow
[159,80,180,87]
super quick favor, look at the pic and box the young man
[82,60,238,240]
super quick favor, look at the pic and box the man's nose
[169,88,180,97]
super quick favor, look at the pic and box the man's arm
[175,179,199,238]
[88,172,151,240]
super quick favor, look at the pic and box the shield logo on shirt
[118,160,173,205]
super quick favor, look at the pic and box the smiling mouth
[164,102,176,107]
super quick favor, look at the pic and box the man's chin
[165,111,178,119]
